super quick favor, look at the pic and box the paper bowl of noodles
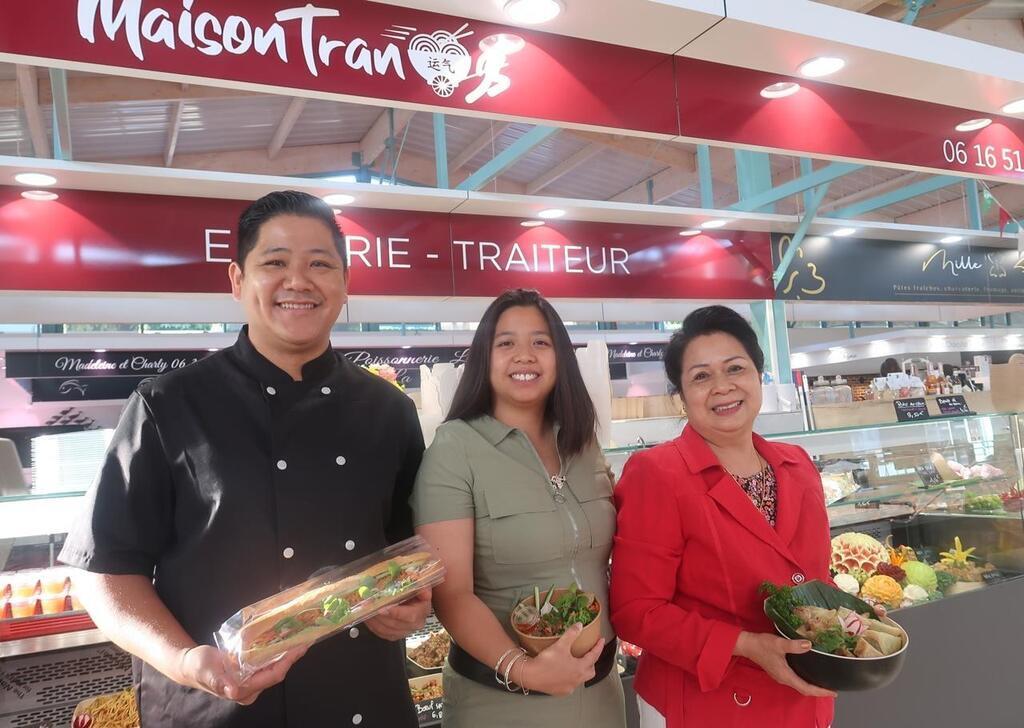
[72,688,139,728]
[762,580,909,691]
[510,584,602,658]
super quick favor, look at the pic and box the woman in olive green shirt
[413,289,625,728]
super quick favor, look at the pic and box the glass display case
[605,411,1024,611]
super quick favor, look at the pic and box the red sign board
[676,58,1024,181]
[0,186,773,300]
[448,215,772,299]
[0,0,677,136]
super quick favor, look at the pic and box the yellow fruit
[862,575,903,608]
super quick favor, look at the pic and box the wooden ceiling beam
[106,142,361,176]
[14,65,50,158]
[359,108,416,167]
[450,122,512,171]
[268,97,307,159]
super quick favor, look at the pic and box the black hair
[446,289,597,457]
[880,358,902,375]
[236,190,347,270]
[663,305,765,394]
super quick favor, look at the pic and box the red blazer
[610,425,834,728]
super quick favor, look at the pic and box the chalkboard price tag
[936,395,972,416]
[915,463,944,486]
[416,698,443,725]
[894,398,929,422]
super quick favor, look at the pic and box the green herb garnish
[760,581,801,630]
[273,615,302,633]
[322,595,350,624]
[811,626,857,654]
[387,561,402,580]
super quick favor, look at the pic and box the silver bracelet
[493,648,519,684]
[516,655,531,695]
[503,648,527,691]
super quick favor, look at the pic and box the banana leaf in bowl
[762,580,909,691]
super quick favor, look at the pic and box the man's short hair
[236,190,348,270]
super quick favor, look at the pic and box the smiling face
[229,214,348,364]
[489,305,557,414]
[678,331,763,443]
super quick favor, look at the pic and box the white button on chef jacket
[352,714,362,725]
[336,455,347,466]
[276,460,287,471]
[345,540,356,551]
[321,386,331,395]
[266,386,276,396]
[282,547,294,559]
[349,627,359,638]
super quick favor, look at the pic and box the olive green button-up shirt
[412,415,616,641]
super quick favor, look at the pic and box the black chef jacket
[59,327,424,728]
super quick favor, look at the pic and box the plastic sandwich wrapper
[215,535,445,678]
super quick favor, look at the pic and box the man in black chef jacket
[59,190,432,727]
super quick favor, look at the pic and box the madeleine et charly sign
[7,343,665,400]
[0,186,774,301]
[771,233,1024,304]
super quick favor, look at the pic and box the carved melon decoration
[830,532,888,575]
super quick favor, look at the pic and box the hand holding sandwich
[177,644,309,705]
[365,588,433,641]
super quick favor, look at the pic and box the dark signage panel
[772,234,1024,304]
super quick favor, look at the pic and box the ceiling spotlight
[480,33,526,55]
[832,227,857,237]
[760,82,800,99]
[15,172,57,186]
[955,118,991,132]
[21,190,58,201]
[1002,98,1024,115]
[503,0,563,24]
[93,349,107,353]
[322,193,355,206]
[940,235,963,244]
[521,220,546,227]
[679,229,701,236]
[700,219,728,229]
[799,56,845,78]
[537,208,566,219]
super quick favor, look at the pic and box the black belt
[447,638,617,696]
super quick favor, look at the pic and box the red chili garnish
[73,714,93,728]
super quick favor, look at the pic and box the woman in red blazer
[610,306,835,728]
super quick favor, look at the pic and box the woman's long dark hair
[445,289,597,456]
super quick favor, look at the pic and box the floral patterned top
[736,465,778,527]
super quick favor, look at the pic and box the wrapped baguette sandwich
[215,535,445,677]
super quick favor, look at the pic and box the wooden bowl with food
[510,584,602,658]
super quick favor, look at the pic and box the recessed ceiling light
[955,118,991,132]
[537,208,565,219]
[402,345,412,349]
[760,82,800,99]
[503,0,563,24]
[207,348,219,352]
[480,33,526,55]
[799,56,845,78]
[700,219,728,229]
[940,235,963,244]
[628,342,638,346]
[21,190,58,201]
[679,229,701,236]
[1002,98,1024,115]
[832,227,857,237]
[93,349,107,353]
[14,172,57,186]
[521,220,546,227]
[323,193,355,206]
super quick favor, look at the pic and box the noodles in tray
[73,688,139,728]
